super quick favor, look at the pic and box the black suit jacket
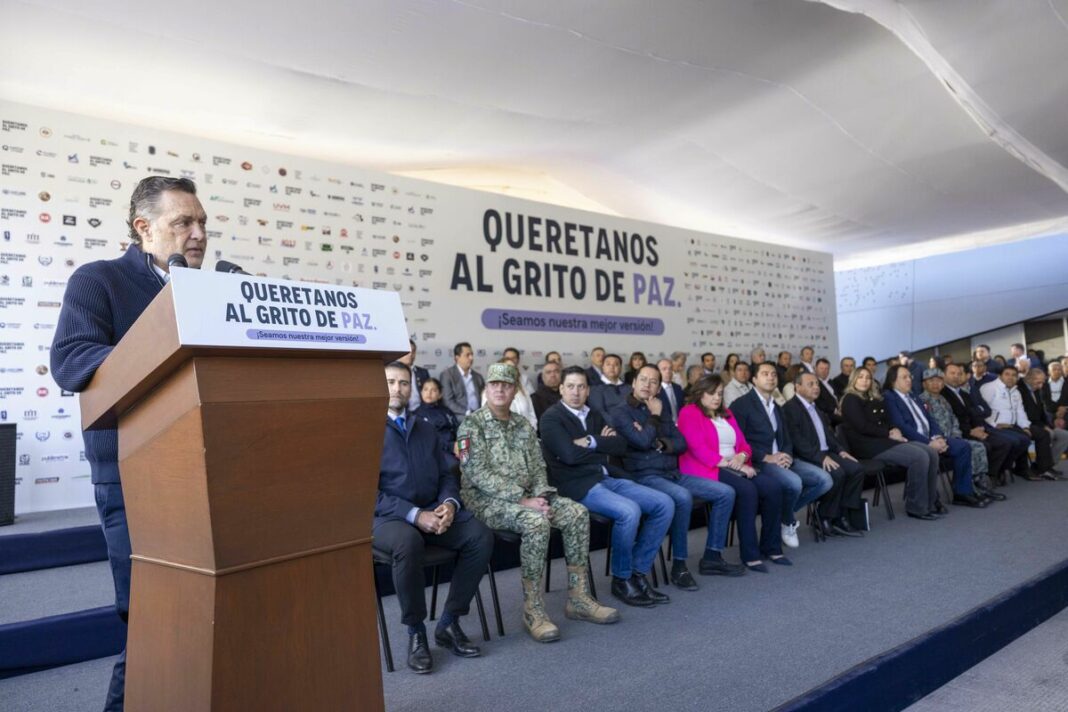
[375,417,470,527]
[942,386,986,432]
[829,373,849,398]
[815,380,840,423]
[783,397,843,465]
[531,384,562,423]
[1041,381,1068,412]
[1019,385,1050,428]
[540,402,628,501]
[657,382,686,422]
[730,388,793,464]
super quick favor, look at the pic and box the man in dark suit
[585,346,606,386]
[974,344,1003,375]
[375,362,494,673]
[813,358,842,425]
[589,353,629,415]
[897,351,925,396]
[531,360,563,422]
[541,366,673,607]
[399,338,431,412]
[783,373,865,537]
[830,357,855,398]
[440,341,485,423]
[942,363,1015,491]
[656,358,686,422]
[730,362,832,550]
[1020,368,1068,477]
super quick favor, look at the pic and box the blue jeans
[95,483,130,712]
[636,473,736,560]
[579,477,673,579]
[760,459,832,525]
[944,437,976,494]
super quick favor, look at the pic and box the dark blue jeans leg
[95,483,130,712]
[636,475,692,561]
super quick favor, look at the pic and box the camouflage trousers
[475,495,589,581]
[964,439,991,488]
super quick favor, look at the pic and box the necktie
[394,415,406,433]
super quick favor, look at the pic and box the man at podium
[50,176,208,711]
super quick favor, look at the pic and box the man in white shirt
[723,361,753,408]
[502,346,535,395]
[980,364,1058,481]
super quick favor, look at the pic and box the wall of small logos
[1,100,837,514]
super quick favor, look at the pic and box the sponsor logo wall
[0,100,837,513]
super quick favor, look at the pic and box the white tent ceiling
[2,0,1068,267]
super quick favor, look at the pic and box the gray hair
[127,176,197,244]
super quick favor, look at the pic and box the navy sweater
[50,245,166,484]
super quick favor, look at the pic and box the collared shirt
[407,371,422,412]
[151,261,171,284]
[723,379,752,407]
[803,398,829,451]
[759,392,780,454]
[600,374,623,386]
[562,402,601,474]
[979,380,1030,428]
[461,367,479,413]
[896,390,929,438]
[662,384,679,420]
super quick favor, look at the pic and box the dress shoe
[698,558,747,577]
[434,621,481,658]
[907,512,938,521]
[831,519,864,537]
[769,555,793,566]
[819,519,838,538]
[976,486,1006,501]
[610,576,654,607]
[632,573,670,604]
[745,562,769,573]
[407,631,433,673]
[952,493,988,508]
[1039,471,1058,481]
[669,564,699,591]
[933,501,950,516]
[1022,471,1044,481]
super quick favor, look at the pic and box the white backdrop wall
[836,233,1068,361]
[0,100,837,513]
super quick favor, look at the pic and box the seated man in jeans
[610,365,745,591]
[730,362,834,549]
[541,366,674,608]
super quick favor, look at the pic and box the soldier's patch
[458,436,472,464]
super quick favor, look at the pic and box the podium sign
[81,272,405,711]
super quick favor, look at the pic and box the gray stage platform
[3,479,1068,712]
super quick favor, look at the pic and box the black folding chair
[835,425,893,519]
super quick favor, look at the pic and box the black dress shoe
[611,576,654,607]
[1039,471,1058,481]
[632,573,670,604]
[698,558,747,576]
[983,489,1007,501]
[907,512,938,521]
[745,562,769,573]
[669,564,699,591]
[831,519,864,537]
[933,501,950,516]
[819,519,838,538]
[407,631,433,673]
[952,493,988,508]
[434,621,481,658]
[1022,471,1044,481]
[769,555,793,566]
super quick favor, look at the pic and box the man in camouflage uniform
[458,363,620,642]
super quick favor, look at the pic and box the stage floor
[4,478,1068,712]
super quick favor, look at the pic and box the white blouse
[711,417,736,459]
[1050,377,1064,404]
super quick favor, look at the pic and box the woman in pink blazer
[678,375,788,572]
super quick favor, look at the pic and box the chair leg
[878,471,894,520]
[658,545,669,581]
[604,529,613,577]
[473,585,490,642]
[373,567,395,673]
[941,471,955,503]
[487,563,505,637]
[429,565,440,621]
[587,566,598,600]
[727,519,736,547]
[544,546,552,593]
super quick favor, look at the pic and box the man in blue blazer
[376,362,494,673]
[730,363,832,550]
[883,365,987,508]
[655,358,686,422]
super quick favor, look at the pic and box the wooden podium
[82,273,405,711]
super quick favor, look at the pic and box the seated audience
[589,353,629,414]
[862,356,877,374]
[536,351,561,388]
[799,346,816,374]
[701,352,717,375]
[685,364,706,396]
[980,364,1063,481]
[723,361,753,407]
[610,365,743,589]
[482,358,538,429]
[1018,368,1068,478]
[750,346,767,368]
[968,358,998,411]
[721,352,741,382]
[376,362,494,672]
[458,363,619,643]
[441,341,484,423]
[783,372,866,538]
[585,346,606,386]
[780,364,804,401]
[973,344,1002,375]
[830,357,855,398]
[414,377,461,467]
[502,346,535,394]
[883,365,986,508]
[398,338,430,412]
[540,367,673,608]
[813,358,842,424]
[623,351,648,386]
[775,350,793,388]
[919,369,997,502]
[678,375,787,572]
[531,360,563,422]
[671,351,689,387]
[941,363,1015,493]
[730,362,833,550]
[839,367,944,520]
[656,358,686,422]
[896,351,925,396]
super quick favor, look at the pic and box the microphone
[167,253,188,269]
[216,260,250,275]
